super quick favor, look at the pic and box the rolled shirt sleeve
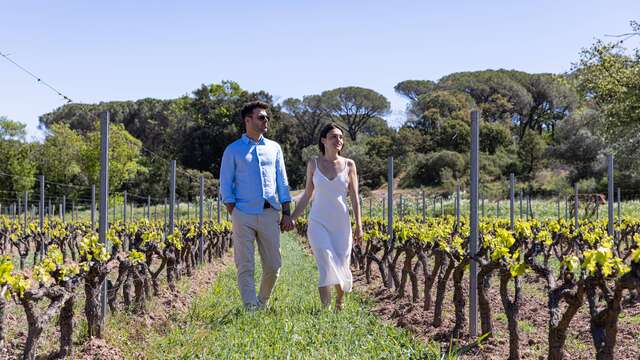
[275,145,292,204]
[219,146,236,204]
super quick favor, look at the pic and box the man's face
[246,108,269,135]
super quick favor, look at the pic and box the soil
[352,262,640,359]
[78,250,234,360]
[0,250,234,360]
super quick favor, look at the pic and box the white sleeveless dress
[308,158,353,292]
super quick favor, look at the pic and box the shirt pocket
[259,150,275,167]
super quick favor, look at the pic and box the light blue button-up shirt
[220,134,292,215]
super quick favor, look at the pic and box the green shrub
[412,150,466,186]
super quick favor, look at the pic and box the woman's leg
[319,286,332,308]
[335,285,345,311]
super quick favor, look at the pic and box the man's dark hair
[241,101,270,120]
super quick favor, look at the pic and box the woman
[291,123,363,311]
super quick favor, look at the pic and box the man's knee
[263,260,281,278]
[235,255,255,275]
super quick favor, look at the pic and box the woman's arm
[347,159,363,244]
[291,159,315,221]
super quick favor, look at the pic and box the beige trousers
[231,207,281,307]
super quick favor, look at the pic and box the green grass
[619,312,640,326]
[144,233,445,360]
[566,333,591,354]
[618,311,640,351]
[518,320,535,335]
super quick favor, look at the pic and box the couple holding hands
[220,101,362,311]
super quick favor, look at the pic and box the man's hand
[280,215,295,232]
[225,203,235,215]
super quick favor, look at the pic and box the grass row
[142,233,445,359]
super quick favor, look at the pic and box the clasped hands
[280,215,295,232]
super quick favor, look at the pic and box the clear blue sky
[1,0,639,140]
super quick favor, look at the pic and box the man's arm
[275,145,292,206]
[281,202,291,216]
[280,202,294,231]
[220,146,236,213]
[275,146,294,230]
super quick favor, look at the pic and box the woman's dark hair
[318,123,345,155]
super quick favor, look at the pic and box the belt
[263,201,271,209]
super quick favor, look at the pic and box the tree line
[2,21,639,202]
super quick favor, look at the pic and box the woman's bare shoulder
[341,157,356,168]
[306,157,319,171]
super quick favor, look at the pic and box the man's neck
[245,132,263,143]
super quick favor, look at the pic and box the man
[220,100,295,310]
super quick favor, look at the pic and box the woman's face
[322,128,344,152]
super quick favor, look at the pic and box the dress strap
[341,160,349,175]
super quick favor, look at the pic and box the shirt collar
[242,133,265,145]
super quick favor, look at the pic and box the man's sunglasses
[257,114,270,121]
